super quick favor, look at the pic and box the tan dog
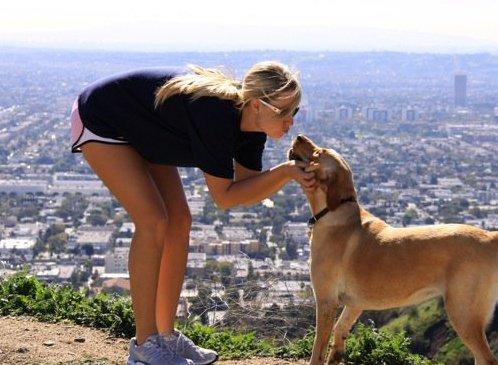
[288,134,498,365]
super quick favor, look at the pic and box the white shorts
[70,99,130,153]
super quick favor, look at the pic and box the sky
[1,0,497,53]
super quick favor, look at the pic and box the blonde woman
[70,62,315,365]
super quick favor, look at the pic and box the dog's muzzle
[288,148,303,162]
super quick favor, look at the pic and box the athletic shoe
[127,334,194,365]
[157,329,218,365]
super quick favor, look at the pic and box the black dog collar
[307,197,357,228]
[307,208,330,228]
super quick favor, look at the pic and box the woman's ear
[247,98,260,115]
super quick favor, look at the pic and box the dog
[288,134,498,365]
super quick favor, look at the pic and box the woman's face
[254,92,298,139]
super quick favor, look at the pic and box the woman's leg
[144,162,192,335]
[80,143,169,345]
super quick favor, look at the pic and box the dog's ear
[326,171,342,211]
[326,168,356,211]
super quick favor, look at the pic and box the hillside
[0,315,306,364]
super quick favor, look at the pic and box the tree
[402,208,418,227]
[219,262,233,286]
[55,194,89,226]
[87,211,107,226]
[47,233,68,254]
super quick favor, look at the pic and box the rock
[43,341,55,347]
[17,347,29,353]
[74,337,86,343]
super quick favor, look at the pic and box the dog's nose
[296,134,304,142]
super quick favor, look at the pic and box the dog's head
[288,134,357,211]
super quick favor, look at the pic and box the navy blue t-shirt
[76,67,267,179]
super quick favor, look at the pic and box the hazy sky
[1,0,497,52]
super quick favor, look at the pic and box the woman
[70,61,316,365]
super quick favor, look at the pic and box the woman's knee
[167,209,192,237]
[134,213,170,243]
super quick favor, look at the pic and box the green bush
[0,271,440,363]
[345,322,442,364]
[180,321,274,359]
[0,269,135,337]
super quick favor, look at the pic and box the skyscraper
[402,107,418,122]
[454,73,467,108]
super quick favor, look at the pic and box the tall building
[372,109,389,122]
[454,74,467,108]
[363,106,389,122]
[402,107,418,122]
[336,106,353,121]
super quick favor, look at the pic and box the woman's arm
[233,160,261,181]
[204,160,315,209]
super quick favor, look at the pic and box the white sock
[161,332,177,341]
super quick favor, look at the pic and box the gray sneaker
[157,330,218,365]
[127,334,194,365]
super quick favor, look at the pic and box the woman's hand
[286,160,319,194]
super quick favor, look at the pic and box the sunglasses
[259,98,300,117]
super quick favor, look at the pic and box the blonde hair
[154,61,301,116]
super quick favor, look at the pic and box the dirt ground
[0,315,308,364]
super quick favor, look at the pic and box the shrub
[345,322,442,364]
[0,271,440,363]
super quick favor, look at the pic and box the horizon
[1,0,498,54]
[2,44,498,56]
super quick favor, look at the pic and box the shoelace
[142,338,177,360]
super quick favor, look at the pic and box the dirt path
[0,315,308,364]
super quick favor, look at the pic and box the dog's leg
[326,305,363,365]
[444,278,498,365]
[310,298,338,365]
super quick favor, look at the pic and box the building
[454,73,467,108]
[0,237,36,258]
[186,252,206,276]
[0,179,48,194]
[69,225,114,254]
[363,106,389,122]
[49,173,110,195]
[373,109,389,122]
[335,106,353,121]
[105,247,130,273]
[402,107,418,122]
[283,222,309,245]
[119,222,135,236]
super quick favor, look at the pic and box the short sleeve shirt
[77,67,267,179]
